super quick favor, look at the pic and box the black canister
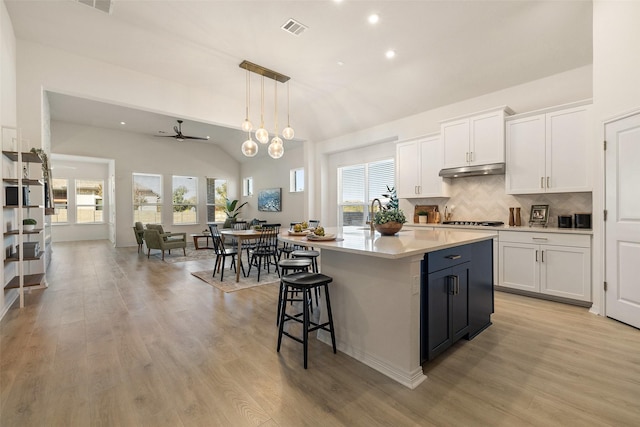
[574,213,592,229]
[558,215,573,228]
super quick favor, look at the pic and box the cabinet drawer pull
[445,255,462,260]
[535,250,538,262]
[540,177,544,188]
[541,250,544,263]
[547,176,550,188]
[465,152,469,163]
[448,275,460,295]
[532,237,548,241]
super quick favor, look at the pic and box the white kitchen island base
[317,250,426,389]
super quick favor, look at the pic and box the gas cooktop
[441,220,504,227]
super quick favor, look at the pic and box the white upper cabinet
[396,134,450,199]
[441,107,513,169]
[506,101,592,194]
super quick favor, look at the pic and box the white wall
[15,40,250,151]
[51,120,241,247]
[590,0,640,316]
[315,66,593,226]
[239,145,306,226]
[0,0,18,315]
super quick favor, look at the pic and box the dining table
[219,228,262,282]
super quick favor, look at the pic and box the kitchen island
[279,226,497,389]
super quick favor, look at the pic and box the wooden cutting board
[413,205,439,223]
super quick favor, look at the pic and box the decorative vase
[23,224,35,232]
[374,221,403,236]
[418,215,427,224]
[515,207,521,226]
[509,208,515,226]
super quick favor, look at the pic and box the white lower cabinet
[498,231,591,302]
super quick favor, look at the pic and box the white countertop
[279,226,497,259]
[405,222,593,235]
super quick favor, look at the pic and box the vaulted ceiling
[6,0,592,161]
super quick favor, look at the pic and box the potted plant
[223,198,248,228]
[417,210,428,224]
[23,218,37,232]
[373,186,407,235]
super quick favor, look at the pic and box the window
[243,177,253,197]
[290,167,304,192]
[51,178,68,223]
[133,173,162,224]
[338,159,394,226]
[206,178,227,222]
[76,179,104,223]
[172,175,198,224]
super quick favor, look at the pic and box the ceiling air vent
[281,18,308,36]
[77,0,113,14]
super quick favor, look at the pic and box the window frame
[51,177,69,224]
[172,175,198,225]
[337,158,395,226]
[290,167,304,193]
[242,176,253,197]
[206,177,228,223]
[75,178,105,224]
[133,173,163,225]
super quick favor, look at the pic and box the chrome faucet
[370,198,383,232]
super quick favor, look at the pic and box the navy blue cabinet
[421,239,493,363]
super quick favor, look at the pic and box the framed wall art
[529,204,549,227]
[258,188,282,212]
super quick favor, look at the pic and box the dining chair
[247,224,280,282]
[209,224,244,280]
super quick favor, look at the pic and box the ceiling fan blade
[173,125,180,134]
[183,135,210,140]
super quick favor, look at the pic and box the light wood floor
[1,240,639,426]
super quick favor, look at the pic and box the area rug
[190,267,280,292]
[153,248,215,263]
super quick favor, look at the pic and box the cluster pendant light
[239,60,294,159]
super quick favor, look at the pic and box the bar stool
[291,249,321,303]
[276,258,313,325]
[277,272,337,369]
[291,249,320,273]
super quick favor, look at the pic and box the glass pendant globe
[241,119,253,133]
[268,139,284,159]
[241,138,258,157]
[255,127,269,144]
[282,126,295,140]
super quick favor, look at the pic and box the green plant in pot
[223,198,248,228]
[373,186,407,235]
[23,218,37,231]
[417,210,428,224]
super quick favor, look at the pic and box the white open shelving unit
[2,126,47,308]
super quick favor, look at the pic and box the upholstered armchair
[143,224,187,260]
[133,222,145,253]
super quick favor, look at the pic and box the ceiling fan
[156,120,210,142]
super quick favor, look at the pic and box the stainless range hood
[439,163,505,178]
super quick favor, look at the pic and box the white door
[605,111,640,329]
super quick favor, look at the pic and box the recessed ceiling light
[120,121,126,125]
[337,61,344,66]
[385,49,396,59]
[368,14,379,24]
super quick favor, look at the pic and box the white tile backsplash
[402,175,592,226]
